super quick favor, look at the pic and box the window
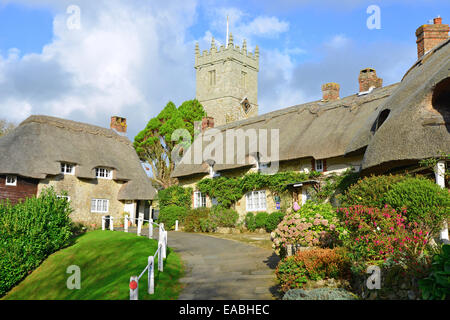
[91,199,109,213]
[246,190,266,212]
[315,159,324,172]
[5,175,17,186]
[194,191,206,208]
[95,167,112,179]
[61,163,74,175]
[241,71,247,89]
[209,70,216,86]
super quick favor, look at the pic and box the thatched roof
[0,115,156,200]
[172,83,398,178]
[361,39,450,172]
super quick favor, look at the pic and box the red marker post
[129,276,138,300]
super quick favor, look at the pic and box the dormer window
[5,175,17,186]
[315,159,324,172]
[95,167,112,179]
[61,163,75,175]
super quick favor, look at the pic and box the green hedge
[158,205,187,230]
[0,188,73,296]
[157,185,192,210]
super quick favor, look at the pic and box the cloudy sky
[0,0,449,138]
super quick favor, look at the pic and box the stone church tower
[195,32,259,126]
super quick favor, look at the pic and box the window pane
[91,199,96,212]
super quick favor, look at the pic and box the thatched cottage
[0,115,157,226]
[172,17,450,218]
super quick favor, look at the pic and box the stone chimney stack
[358,68,383,93]
[416,16,449,59]
[201,117,214,132]
[321,83,340,102]
[110,116,127,134]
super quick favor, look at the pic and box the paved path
[123,226,280,300]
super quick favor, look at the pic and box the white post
[109,216,114,231]
[158,244,163,272]
[102,216,105,230]
[161,231,167,259]
[148,256,154,294]
[435,161,449,242]
[137,213,144,236]
[175,220,179,231]
[129,276,138,300]
[124,215,129,233]
[149,219,153,239]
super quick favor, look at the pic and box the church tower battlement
[195,31,259,126]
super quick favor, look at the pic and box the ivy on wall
[196,171,323,209]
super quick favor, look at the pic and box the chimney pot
[201,117,214,132]
[358,68,383,93]
[321,83,340,102]
[416,17,449,59]
[110,116,127,134]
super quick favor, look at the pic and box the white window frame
[95,167,112,179]
[61,163,75,175]
[315,159,324,172]
[194,191,206,208]
[91,199,109,213]
[5,175,17,186]
[246,190,267,212]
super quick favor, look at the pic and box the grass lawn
[2,230,184,300]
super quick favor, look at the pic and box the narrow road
[123,226,280,300]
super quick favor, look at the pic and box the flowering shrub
[276,248,351,292]
[339,205,432,276]
[271,203,344,255]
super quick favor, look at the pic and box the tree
[134,99,206,189]
[0,119,15,137]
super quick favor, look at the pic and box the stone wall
[37,174,126,227]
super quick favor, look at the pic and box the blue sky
[0,0,449,138]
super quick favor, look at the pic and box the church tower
[195,32,259,126]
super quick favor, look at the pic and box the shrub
[383,177,450,234]
[158,205,187,230]
[184,208,210,232]
[276,248,351,292]
[338,174,407,207]
[265,211,286,232]
[157,185,192,210]
[339,205,432,276]
[419,244,450,300]
[245,212,256,231]
[272,203,344,255]
[0,188,73,296]
[282,288,358,300]
[255,212,269,229]
[210,207,239,228]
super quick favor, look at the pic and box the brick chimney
[110,116,127,134]
[201,117,214,132]
[358,68,383,93]
[321,83,340,102]
[416,16,449,59]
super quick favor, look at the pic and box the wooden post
[158,244,163,272]
[435,161,449,242]
[102,216,105,230]
[109,216,114,231]
[162,231,167,259]
[129,276,138,300]
[149,219,153,239]
[175,220,179,231]
[124,215,129,233]
[137,213,144,236]
[148,256,154,294]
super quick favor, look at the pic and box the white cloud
[238,16,289,38]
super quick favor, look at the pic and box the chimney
[358,68,383,93]
[416,16,449,59]
[110,116,127,134]
[321,83,340,102]
[201,117,214,132]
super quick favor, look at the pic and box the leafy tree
[133,99,206,189]
[0,119,15,137]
